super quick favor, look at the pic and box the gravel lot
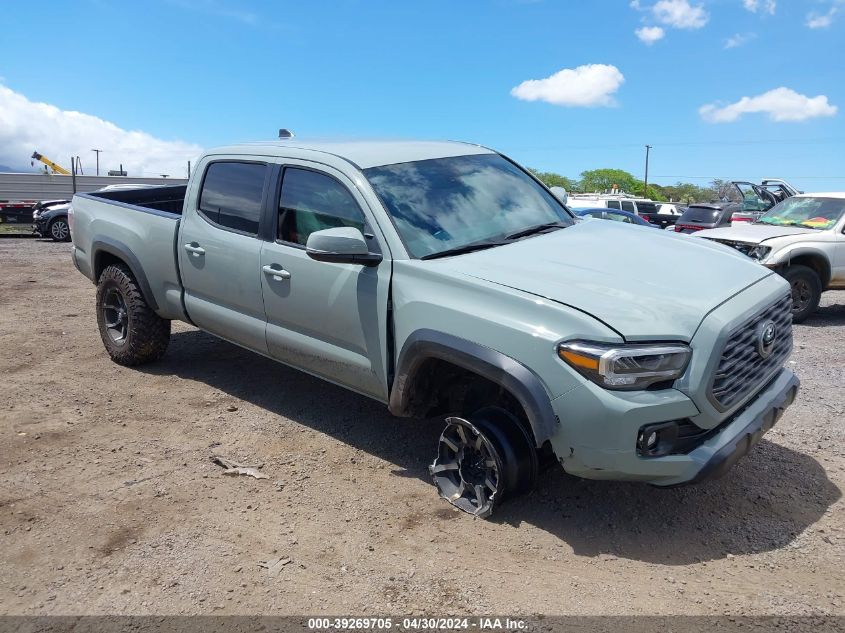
[1,237,843,616]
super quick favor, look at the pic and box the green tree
[528,168,578,191]
[579,168,640,194]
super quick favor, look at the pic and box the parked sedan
[32,200,72,241]
[574,207,660,228]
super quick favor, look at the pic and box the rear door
[259,161,392,400]
[179,158,272,353]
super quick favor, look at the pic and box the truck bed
[71,185,189,321]
[88,185,187,215]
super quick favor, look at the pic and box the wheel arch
[91,238,159,311]
[780,249,832,289]
[388,329,559,447]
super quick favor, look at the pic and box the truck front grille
[710,294,792,409]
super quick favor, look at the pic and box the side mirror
[550,186,568,205]
[305,227,382,267]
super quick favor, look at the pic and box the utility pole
[91,149,103,176]
[643,144,652,198]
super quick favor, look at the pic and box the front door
[179,159,271,353]
[259,163,391,400]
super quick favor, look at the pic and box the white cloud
[806,5,839,28]
[700,87,838,123]
[511,64,625,107]
[0,85,202,177]
[724,32,756,48]
[743,0,776,14]
[635,25,666,44]
[652,0,709,28]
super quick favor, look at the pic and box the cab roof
[206,139,496,170]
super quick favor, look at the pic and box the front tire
[430,407,538,518]
[96,264,170,365]
[782,265,821,323]
[48,217,71,242]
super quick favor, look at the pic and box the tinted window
[199,162,267,234]
[680,206,721,223]
[621,201,635,212]
[637,202,657,214]
[365,154,572,258]
[607,200,621,209]
[278,168,365,246]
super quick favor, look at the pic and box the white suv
[696,193,845,322]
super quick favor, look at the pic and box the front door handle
[184,243,205,256]
[262,265,291,280]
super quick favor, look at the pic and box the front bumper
[550,367,799,486]
[32,218,48,235]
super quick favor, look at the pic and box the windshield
[757,196,845,230]
[365,154,573,258]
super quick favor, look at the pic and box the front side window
[198,162,267,234]
[278,168,365,246]
[607,200,621,209]
[365,154,572,258]
[621,201,635,213]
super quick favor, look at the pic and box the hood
[695,224,817,244]
[437,221,771,341]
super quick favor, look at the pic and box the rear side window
[621,201,635,212]
[637,202,657,214]
[607,200,621,209]
[278,168,365,246]
[608,211,633,223]
[198,162,267,234]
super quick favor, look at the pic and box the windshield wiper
[505,221,568,241]
[421,239,510,260]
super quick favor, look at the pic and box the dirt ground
[1,237,843,616]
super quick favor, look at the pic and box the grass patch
[0,222,34,235]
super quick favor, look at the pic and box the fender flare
[91,237,159,311]
[775,247,832,287]
[388,329,559,447]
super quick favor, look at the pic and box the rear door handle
[184,243,205,256]
[262,265,291,280]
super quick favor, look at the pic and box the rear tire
[48,217,71,242]
[782,265,821,323]
[96,264,170,365]
[430,406,538,518]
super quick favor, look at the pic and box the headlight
[748,245,771,261]
[557,341,691,390]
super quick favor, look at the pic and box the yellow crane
[31,151,71,175]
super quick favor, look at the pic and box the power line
[651,175,845,180]
[505,138,845,151]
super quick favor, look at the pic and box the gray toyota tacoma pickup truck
[70,138,799,517]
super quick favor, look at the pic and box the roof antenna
[278,128,294,139]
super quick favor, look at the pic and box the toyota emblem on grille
[756,320,777,358]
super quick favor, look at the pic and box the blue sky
[1,0,843,190]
